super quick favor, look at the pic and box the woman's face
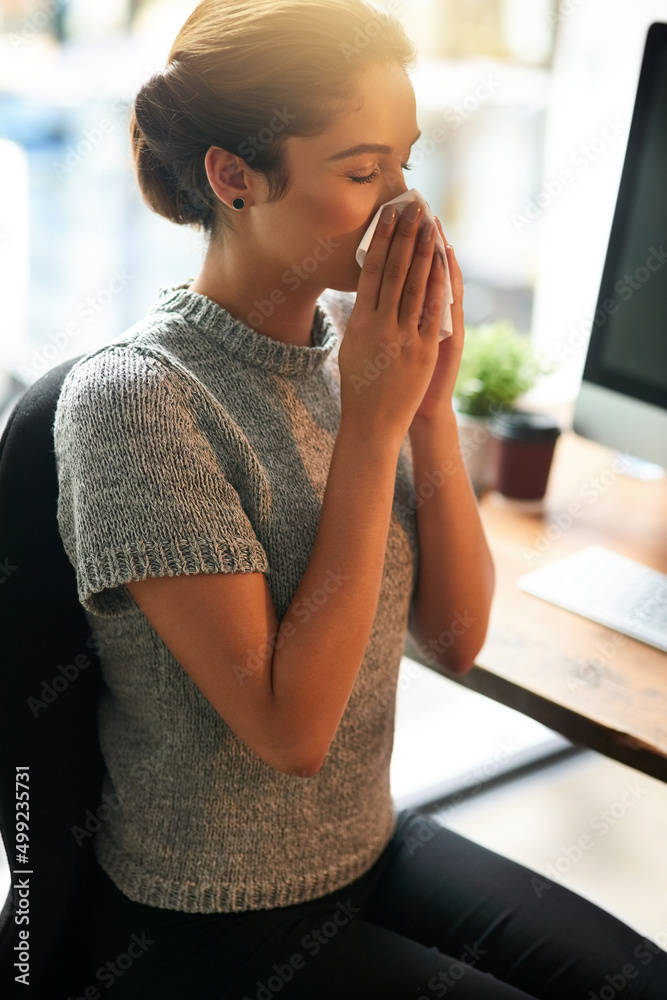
[248,60,421,293]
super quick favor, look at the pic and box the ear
[204,147,254,208]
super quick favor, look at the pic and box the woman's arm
[401,234,494,674]
[406,411,495,675]
[127,421,401,779]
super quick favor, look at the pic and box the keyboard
[517,546,667,653]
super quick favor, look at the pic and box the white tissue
[355,187,454,340]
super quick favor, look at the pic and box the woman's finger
[396,220,442,330]
[445,244,465,339]
[376,201,428,318]
[355,205,400,309]
[417,246,446,337]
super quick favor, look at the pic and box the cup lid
[489,410,561,442]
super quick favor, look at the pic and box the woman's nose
[389,179,409,199]
[376,181,409,214]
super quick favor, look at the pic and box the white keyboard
[517,546,667,653]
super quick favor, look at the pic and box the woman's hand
[410,215,465,426]
[338,200,446,449]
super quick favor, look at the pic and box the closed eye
[350,163,412,185]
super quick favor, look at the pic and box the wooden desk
[404,430,667,782]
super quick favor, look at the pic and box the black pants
[86,809,667,999]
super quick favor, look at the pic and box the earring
[232,197,245,210]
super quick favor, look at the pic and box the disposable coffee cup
[489,411,561,512]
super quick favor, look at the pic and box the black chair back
[0,357,110,999]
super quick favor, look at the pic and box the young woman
[53,1,667,997]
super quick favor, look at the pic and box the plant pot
[454,409,495,495]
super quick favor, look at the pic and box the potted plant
[453,320,549,493]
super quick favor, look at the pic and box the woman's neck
[190,240,325,348]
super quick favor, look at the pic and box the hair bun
[131,65,214,227]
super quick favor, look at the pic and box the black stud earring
[232,197,245,210]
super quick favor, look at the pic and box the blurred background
[1,0,666,948]
[0,0,665,419]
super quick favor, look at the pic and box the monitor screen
[574,22,667,468]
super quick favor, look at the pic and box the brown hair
[130,0,417,236]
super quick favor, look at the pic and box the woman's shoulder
[57,292,194,396]
[53,335,186,438]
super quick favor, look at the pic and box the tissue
[355,188,454,340]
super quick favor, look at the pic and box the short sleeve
[53,347,270,618]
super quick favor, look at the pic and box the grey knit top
[53,279,420,913]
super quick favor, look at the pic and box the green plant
[454,320,549,418]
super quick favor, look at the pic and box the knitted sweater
[53,280,421,913]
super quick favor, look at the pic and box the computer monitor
[573,22,667,471]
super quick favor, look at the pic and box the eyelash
[350,163,412,184]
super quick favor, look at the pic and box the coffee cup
[489,411,561,512]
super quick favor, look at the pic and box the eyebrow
[325,130,422,161]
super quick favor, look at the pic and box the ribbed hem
[148,280,339,378]
[80,535,269,616]
[94,807,398,913]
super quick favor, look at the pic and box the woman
[53,1,667,997]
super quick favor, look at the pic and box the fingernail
[432,252,443,269]
[420,222,433,242]
[381,205,397,224]
[405,201,421,222]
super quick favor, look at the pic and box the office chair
[0,356,111,999]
